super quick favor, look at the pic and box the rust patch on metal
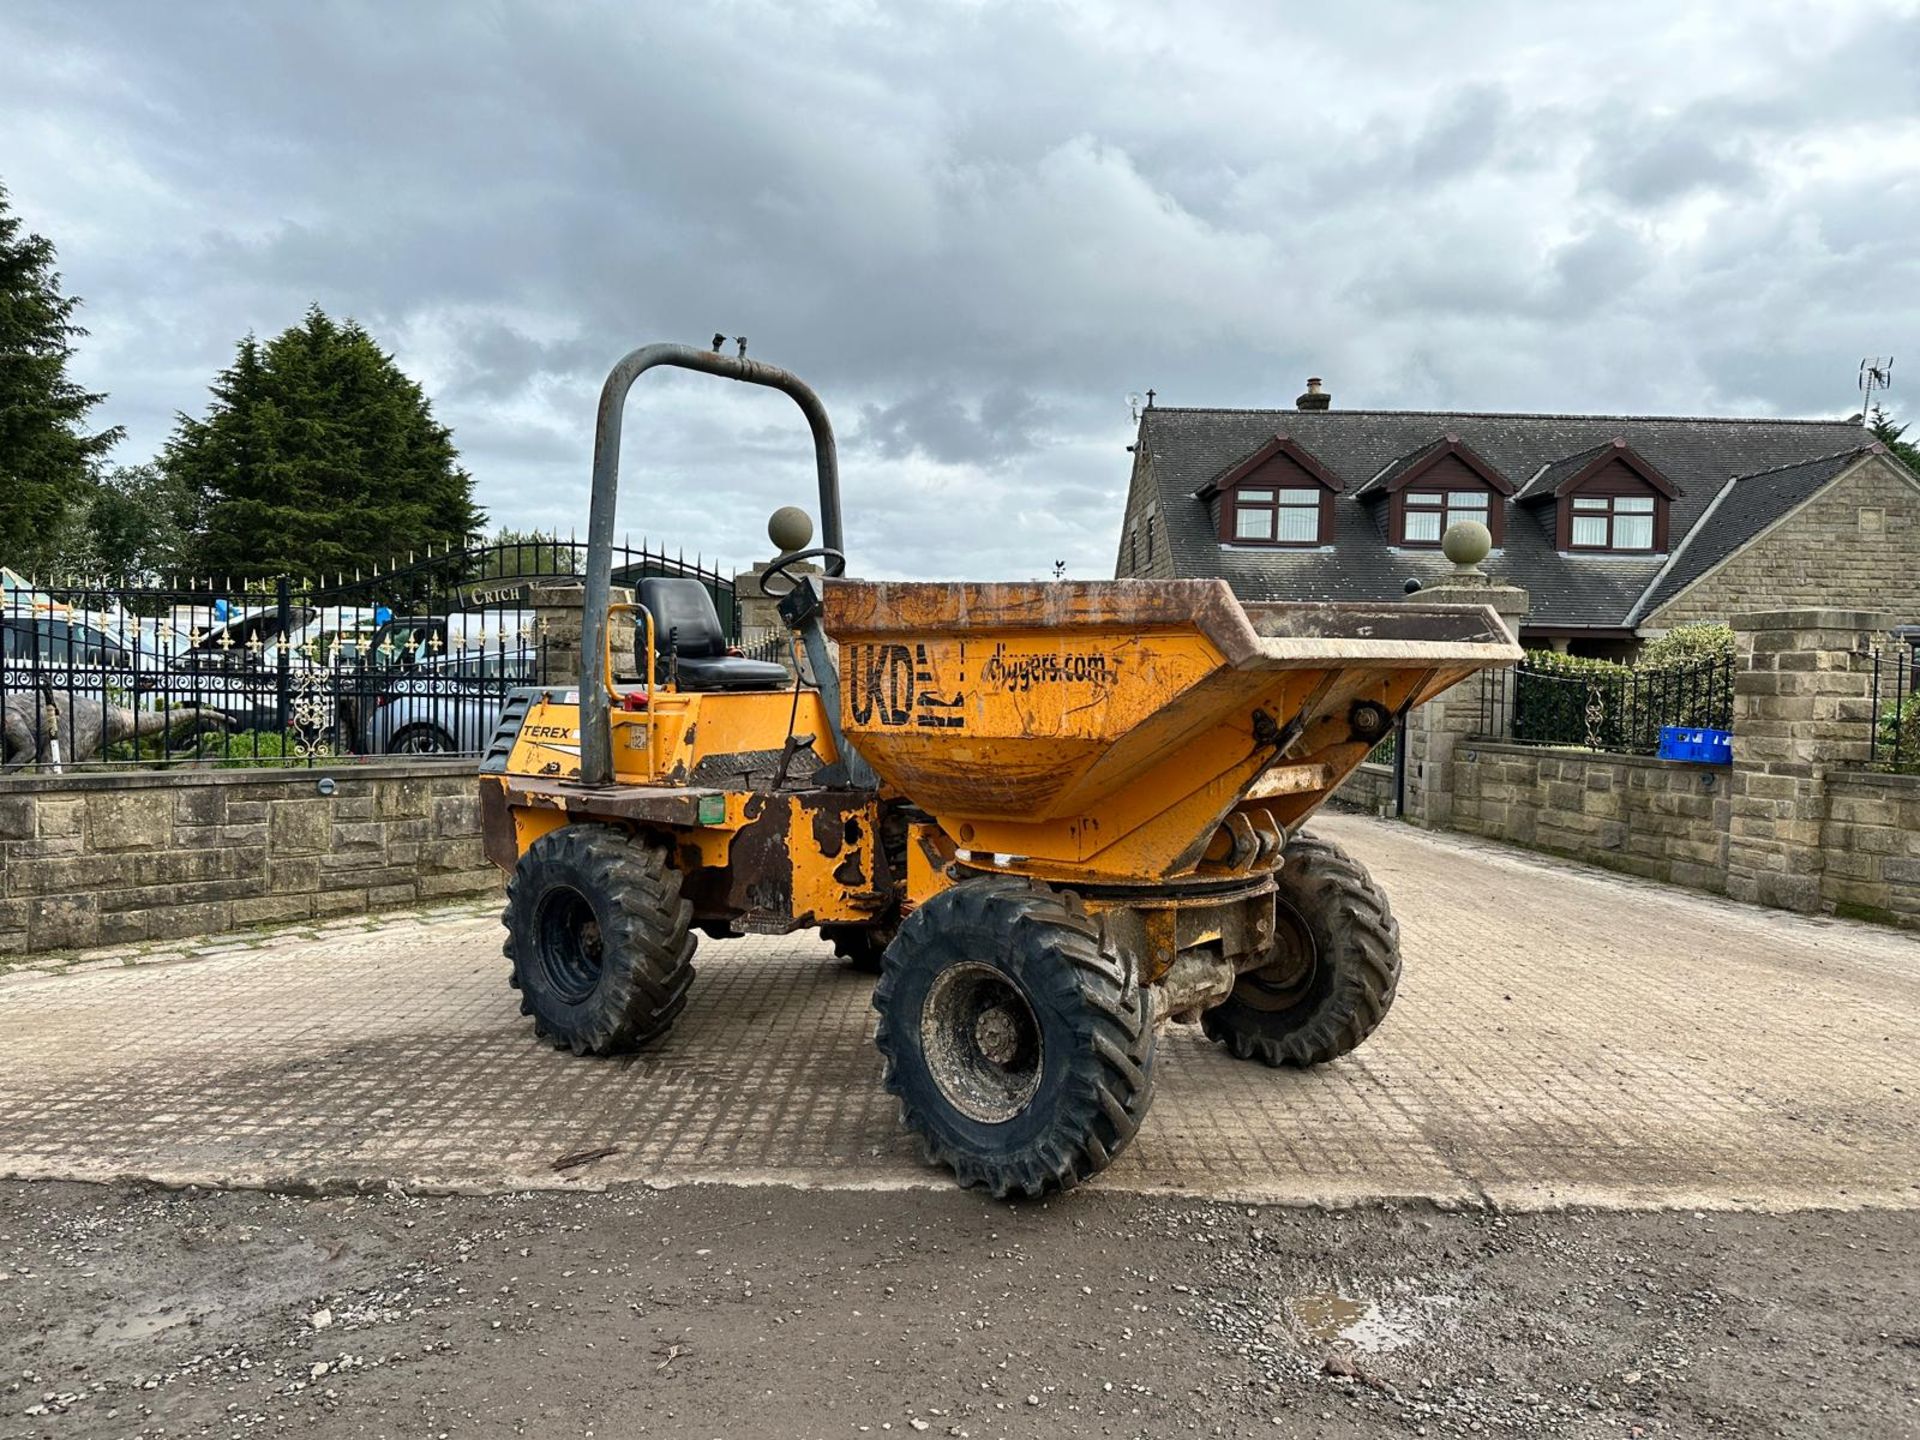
[478,777,518,871]
[724,796,795,924]
[812,804,847,858]
[833,848,868,888]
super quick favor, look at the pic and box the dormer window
[1402,488,1490,545]
[1234,486,1322,542]
[1196,433,1343,548]
[1570,493,1656,551]
[1517,437,1678,555]
[1353,433,1513,547]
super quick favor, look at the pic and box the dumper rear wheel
[504,824,696,1055]
[1202,831,1399,1067]
[874,877,1154,1199]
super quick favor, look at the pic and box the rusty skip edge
[824,580,1521,668]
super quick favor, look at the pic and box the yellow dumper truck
[478,343,1519,1198]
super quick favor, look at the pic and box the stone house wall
[1647,455,1920,630]
[1114,447,1179,580]
[0,761,498,955]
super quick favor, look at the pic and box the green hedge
[1510,626,1735,754]
[1878,693,1920,774]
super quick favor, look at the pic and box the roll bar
[577,343,844,787]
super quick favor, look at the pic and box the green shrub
[1878,693,1920,774]
[1639,622,1736,672]
[209,729,308,767]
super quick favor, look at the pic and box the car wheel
[390,724,458,755]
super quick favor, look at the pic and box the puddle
[1280,1291,1449,1354]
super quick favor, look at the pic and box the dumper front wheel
[503,825,696,1055]
[874,877,1154,1200]
[1202,831,1400,1067]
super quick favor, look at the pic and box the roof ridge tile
[1723,444,1871,483]
[1146,406,1859,427]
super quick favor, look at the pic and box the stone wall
[1647,454,1920,629]
[1722,609,1886,914]
[1820,771,1920,927]
[0,761,498,955]
[1397,577,1530,830]
[1448,743,1731,892]
[1332,761,1397,816]
[1390,605,1920,930]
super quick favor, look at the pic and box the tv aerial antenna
[1860,356,1893,426]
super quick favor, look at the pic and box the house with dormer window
[1114,378,1920,657]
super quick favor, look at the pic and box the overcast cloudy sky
[2,0,1916,579]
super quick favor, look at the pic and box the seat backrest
[637,578,726,661]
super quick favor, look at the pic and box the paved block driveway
[2,815,1915,1210]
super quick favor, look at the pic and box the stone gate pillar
[1399,574,1529,828]
[1725,608,1893,913]
[734,558,816,675]
[530,580,635,688]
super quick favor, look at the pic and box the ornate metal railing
[1869,641,1920,774]
[1477,652,1734,756]
[0,540,737,771]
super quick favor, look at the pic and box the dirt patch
[1,1180,1914,1438]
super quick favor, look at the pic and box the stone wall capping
[0,758,476,799]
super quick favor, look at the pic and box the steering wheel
[758,546,846,599]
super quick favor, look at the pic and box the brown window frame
[1228,485,1326,546]
[1541,440,1677,554]
[1395,487,1495,547]
[1566,493,1658,552]
[1372,434,1512,547]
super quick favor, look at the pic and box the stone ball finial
[768,506,814,552]
[1442,519,1492,572]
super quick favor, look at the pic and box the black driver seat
[636,578,790,692]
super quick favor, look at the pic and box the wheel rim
[1235,900,1319,1012]
[920,962,1044,1124]
[533,886,606,1004]
[396,728,451,754]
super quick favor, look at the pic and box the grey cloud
[0,0,1914,582]
[856,386,1045,466]
[1585,123,1763,206]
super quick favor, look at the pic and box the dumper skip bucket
[823,579,1518,882]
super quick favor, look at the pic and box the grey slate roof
[1350,435,1449,497]
[1137,406,1872,629]
[1512,440,1613,501]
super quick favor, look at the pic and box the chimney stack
[1295,376,1330,411]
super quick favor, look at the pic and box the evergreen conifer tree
[1870,404,1920,475]
[168,306,484,578]
[0,182,122,572]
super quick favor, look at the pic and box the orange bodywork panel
[822,580,1520,884]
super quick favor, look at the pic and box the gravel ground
[2,1181,1915,1440]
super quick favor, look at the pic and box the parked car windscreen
[1,618,132,668]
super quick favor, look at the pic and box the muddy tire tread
[502,824,696,1055]
[1202,830,1400,1067]
[874,876,1154,1200]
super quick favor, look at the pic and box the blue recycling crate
[1658,726,1732,765]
